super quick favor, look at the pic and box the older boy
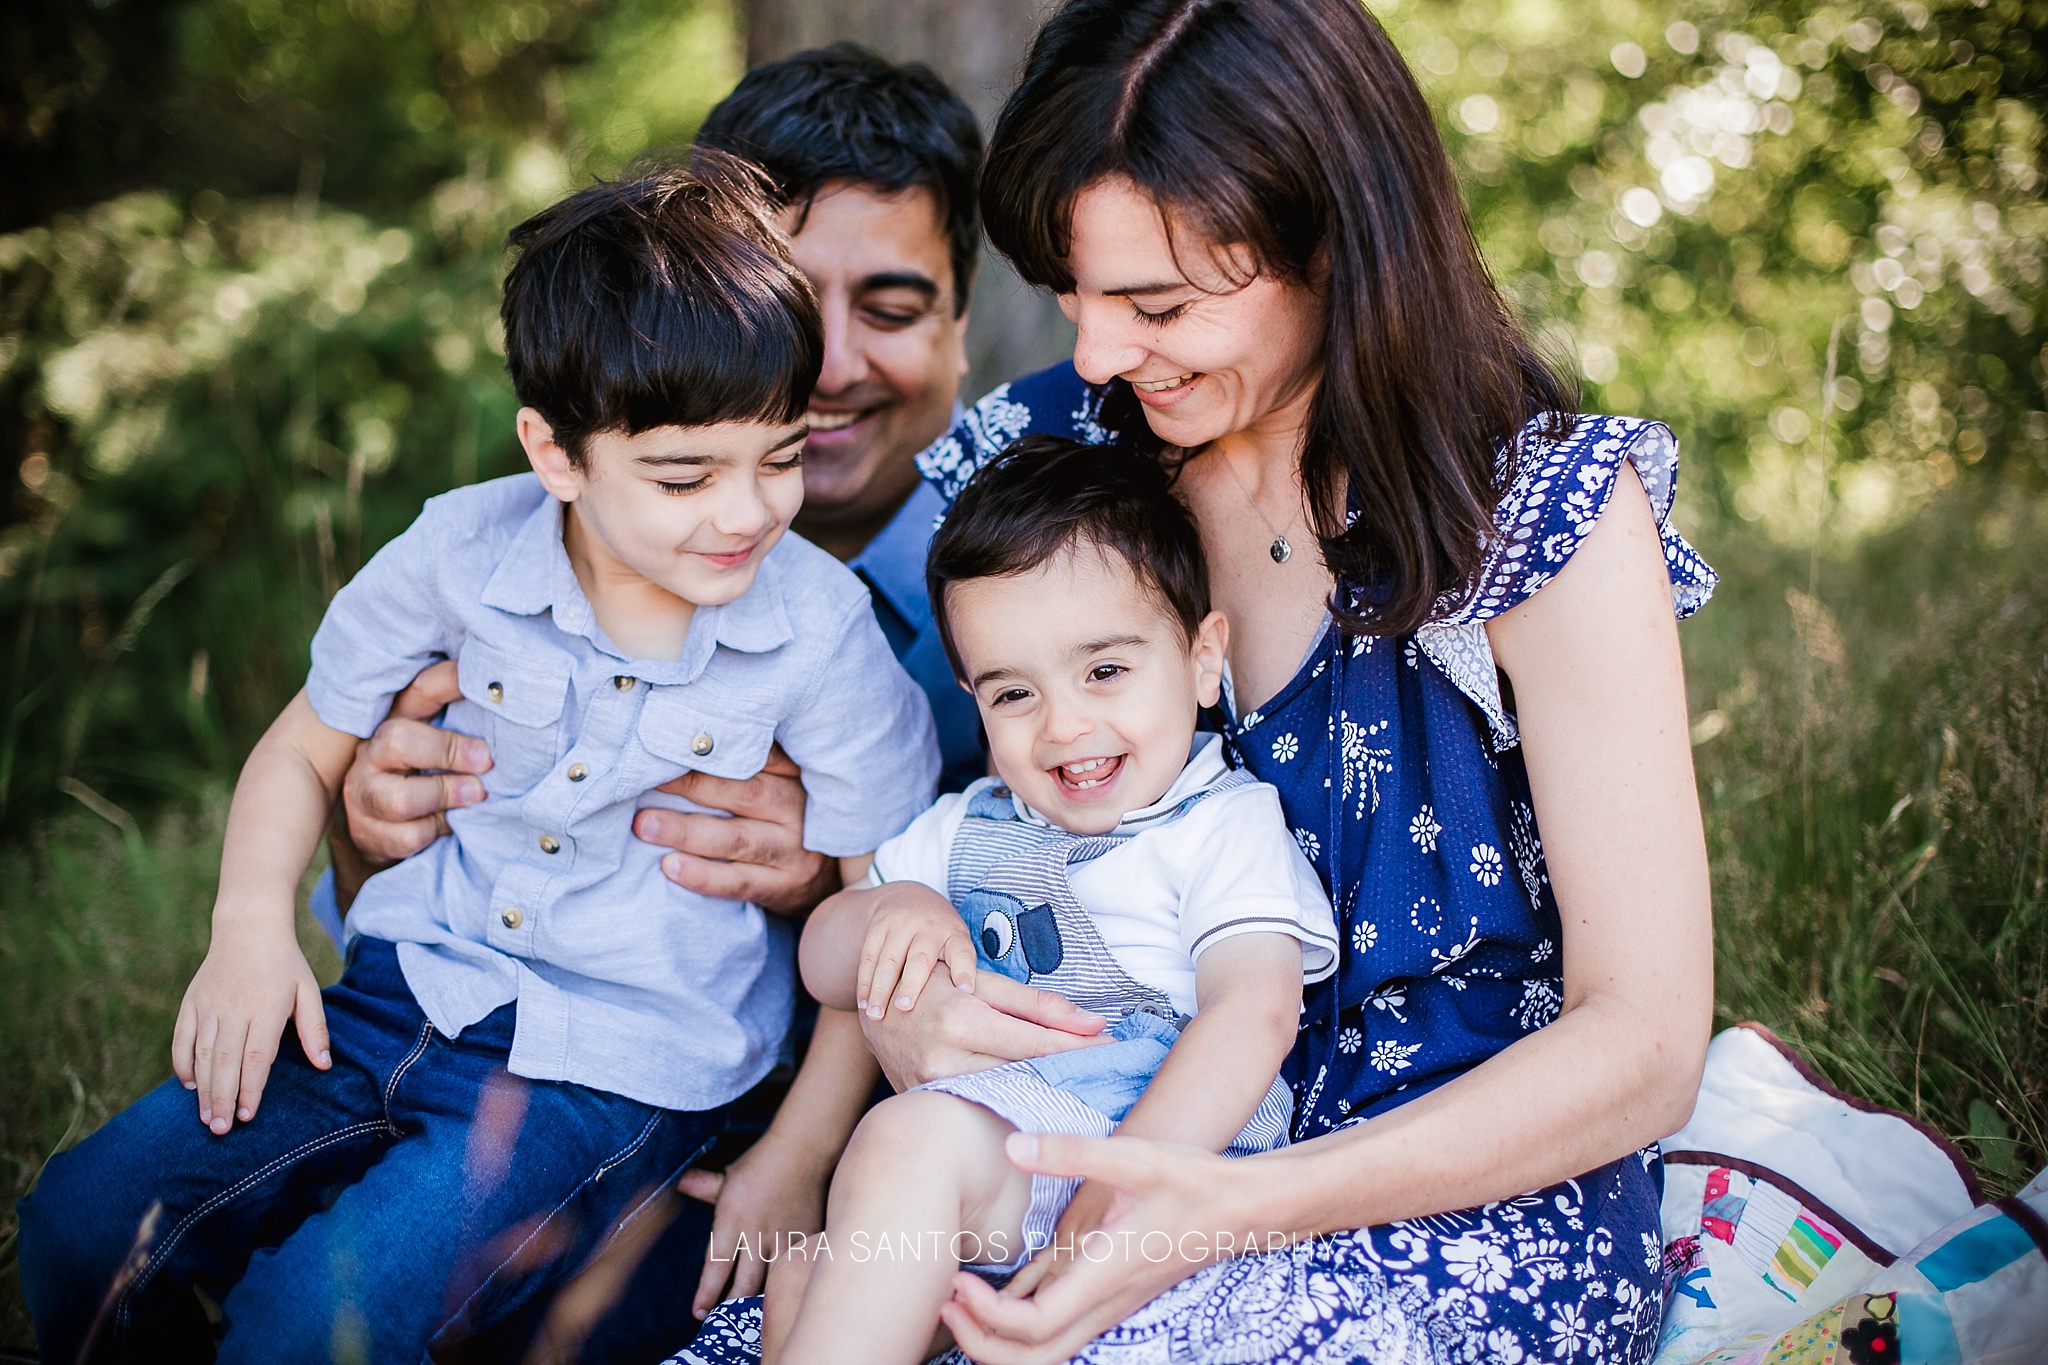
[16,159,935,1364]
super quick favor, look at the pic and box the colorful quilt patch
[1696,1166,1846,1301]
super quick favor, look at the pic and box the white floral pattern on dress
[1271,732,1300,762]
[1409,805,1442,853]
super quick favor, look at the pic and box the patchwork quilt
[1654,1025,2047,1364]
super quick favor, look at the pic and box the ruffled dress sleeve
[1413,413,1719,750]
[916,362,1121,504]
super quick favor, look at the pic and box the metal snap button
[613,675,636,691]
[486,682,504,703]
[500,907,523,929]
[539,834,561,854]
[567,763,588,782]
[691,732,714,757]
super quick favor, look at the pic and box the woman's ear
[1191,609,1230,708]
[517,407,582,502]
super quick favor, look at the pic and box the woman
[688,0,1715,1359]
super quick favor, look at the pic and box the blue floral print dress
[678,363,1717,1365]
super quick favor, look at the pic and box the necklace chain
[1217,450,1301,564]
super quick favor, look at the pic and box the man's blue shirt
[849,478,984,795]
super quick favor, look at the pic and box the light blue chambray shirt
[306,474,938,1111]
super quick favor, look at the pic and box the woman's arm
[941,467,1713,1361]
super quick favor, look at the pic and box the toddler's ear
[517,407,582,501]
[1191,609,1230,708]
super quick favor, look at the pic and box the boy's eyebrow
[633,428,807,468]
[969,663,1023,691]
[858,271,940,301]
[1073,633,1150,655]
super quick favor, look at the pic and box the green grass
[1687,487,2047,1197]
[0,791,341,1349]
[0,489,2042,1350]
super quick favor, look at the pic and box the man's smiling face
[779,181,969,558]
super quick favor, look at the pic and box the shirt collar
[851,479,944,628]
[1012,733,1230,831]
[479,491,793,682]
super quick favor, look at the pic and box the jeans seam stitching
[113,1119,390,1333]
[382,1020,436,1132]
[436,1109,669,1337]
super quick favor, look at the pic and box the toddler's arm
[798,877,975,1019]
[1114,932,1302,1150]
[173,690,360,1134]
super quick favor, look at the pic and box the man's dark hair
[927,436,1210,681]
[696,43,982,315]
[500,152,822,466]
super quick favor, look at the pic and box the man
[327,47,988,1359]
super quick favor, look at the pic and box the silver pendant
[1270,535,1292,564]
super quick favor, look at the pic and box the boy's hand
[858,888,977,1019]
[172,923,331,1134]
[679,1136,828,1318]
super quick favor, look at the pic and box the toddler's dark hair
[500,152,822,466]
[927,436,1210,681]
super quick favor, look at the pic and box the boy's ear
[1191,609,1229,709]
[517,407,582,502]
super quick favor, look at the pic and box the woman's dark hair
[927,435,1210,681]
[696,43,983,315]
[980,0,1578,635]
[500,152,822,466]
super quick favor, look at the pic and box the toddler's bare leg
[777,1091,1032,1365]
[761,1251,814,1365]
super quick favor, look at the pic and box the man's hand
[171,921,331,1134]
[859,973,1111,1091]
[634,746,836,915]
[334,660,490,904]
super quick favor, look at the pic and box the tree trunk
[745,0,1075,400]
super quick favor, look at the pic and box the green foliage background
[0,0,2043,1341]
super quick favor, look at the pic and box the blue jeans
[17,937,727,1365]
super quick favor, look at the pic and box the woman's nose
[1068,299,1150,387]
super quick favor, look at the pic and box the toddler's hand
[171,921,331,1135]
[680,1137,827,1318]
[858,888,976,1019]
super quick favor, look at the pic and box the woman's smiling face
[1058,177,1326,452]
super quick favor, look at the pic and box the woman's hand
[939,1133,1273,1365]
[858,974,1111,1091]
[679,1136,829,1319]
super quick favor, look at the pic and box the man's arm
[334,661,836,914]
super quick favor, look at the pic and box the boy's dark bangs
[603,276,816,434]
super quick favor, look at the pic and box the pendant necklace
[1218,449,1302,564]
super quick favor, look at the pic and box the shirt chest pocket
[637,687,776,786]
[455,637,572,795]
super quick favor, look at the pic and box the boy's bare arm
[1111,933,1303,1152]
[173,690,362,1134]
